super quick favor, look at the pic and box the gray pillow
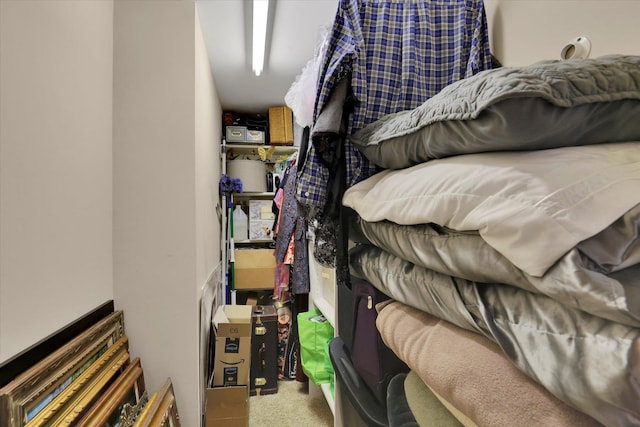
[351,54,640,169]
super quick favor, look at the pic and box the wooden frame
[76,357,147,427]
[0,311,125,427]
[27,335,130,426]
[135,378,181,427]
[0,301,115,389]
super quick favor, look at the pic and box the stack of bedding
[379,301,601,427]
[342,54,640,426]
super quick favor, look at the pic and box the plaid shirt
[296,0,492,210]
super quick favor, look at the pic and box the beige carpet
[249,380,333,427]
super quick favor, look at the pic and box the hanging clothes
[295,0,493,265]
[274,161,310,295]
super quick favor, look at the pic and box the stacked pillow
[351,54,640,169]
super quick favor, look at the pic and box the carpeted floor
[248,380,333,426]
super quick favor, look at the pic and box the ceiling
[197,0,338,114]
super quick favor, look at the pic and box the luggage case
[251,305,279,395]
[350,279,409,405]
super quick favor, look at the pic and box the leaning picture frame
[27,334,130,427]
[75,357,147,427]
[134,378,181,427]
[0,311,126,427]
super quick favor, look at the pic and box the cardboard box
[212,305,252,386]
[234,249,276,290]
[249,219,274,240]
[206,385,249,427]
[268,106,294,145]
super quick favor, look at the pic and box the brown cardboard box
[205,385,249,427]
[234,249,276,290]
[268,106,294,145]
[212,305,252,387]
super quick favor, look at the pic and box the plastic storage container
[227,159,267,192]
[233,205,249,241]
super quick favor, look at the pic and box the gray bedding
[343,54,640,426]
[351,54,640,169]
[342,142,640,277]
[344,144,640,426]
[354,205,640,328]
[349,243,640,426]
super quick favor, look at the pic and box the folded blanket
[377,301,602,427]
[343,142,640,277]
[351,54,640,170]
[353,206,640,328]
[352,244,640,426]
[403,370,465,427]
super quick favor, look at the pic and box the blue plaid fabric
[296,0,492,210]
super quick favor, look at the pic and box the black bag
[350,279,409,405]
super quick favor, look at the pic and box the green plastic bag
[297,309,334,386]
[324,336,335,397]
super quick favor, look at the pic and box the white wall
[485,0,640,66]
[195,8,222,304]
[113,2,218,426]
[0,1,221,423]
[195,5,223,416]
[0,0,114,361]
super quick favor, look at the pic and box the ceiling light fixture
[252,0,269,76]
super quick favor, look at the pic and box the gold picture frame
[0,311,125,427]
[27,335,130,426]
[76,357,147,427]
[135,378,181,427]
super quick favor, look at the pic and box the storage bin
[249,200,275,220]
[246,130,265,144]
[249,219,274,241]
[226,126,247,142]
[227,159,267,193]
[249,200,275,240]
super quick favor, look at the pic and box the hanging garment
[275,162,310,294]
[296,0,493,214]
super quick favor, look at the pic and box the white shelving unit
[225,142,298,160]
[227,142,298,247]
[307,236,339,423]
[220,139,298,303]
[308,252,336,328]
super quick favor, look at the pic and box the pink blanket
[377,301,601,427]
